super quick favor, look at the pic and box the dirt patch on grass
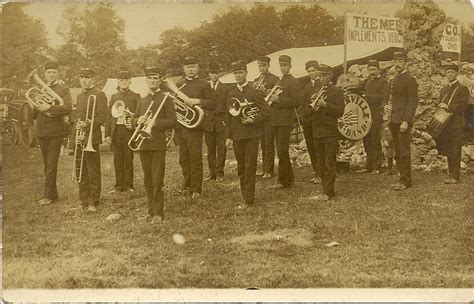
[231,228,314,248]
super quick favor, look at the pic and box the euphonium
[264,85,283,105]
[25,68,64,117]
[229,97,259,124]
[309,86,327,111]
[128,94,169,151]
[162,78,204,128]
[72,95,97,183]
[111,100,134,129]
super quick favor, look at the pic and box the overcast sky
[24,1,474,50]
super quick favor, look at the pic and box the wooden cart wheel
[11,121,20,145]
[18,102,37,147]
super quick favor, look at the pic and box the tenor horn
[111,100,134,119]
[229,97,259,124]
[25,68,64,117]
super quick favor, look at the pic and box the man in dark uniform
[310,64,344,201]
[133,67,177,223]
[268,55,303,189]
[176,56,215,199]
[387,51,418,191]
[252,56,279,179]
[203,61,228,182]
[435,63,470,184]
[75,67,108,212]
[225,60,270,207]
[34,61,72,206]
[105,68,140,194]
[300,60,322,184]
[358,60,389,175]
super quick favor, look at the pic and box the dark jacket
[311,83,345,138]
[387,71,419,124]
[252,72,280,92]
[75,87,108,145]
[202,81,228,133]
[225,83,270,141]
[300,78,322,123]
[132,90,177,151]
[34,82,72,137]
[270,74,303,127]
[177,76,216,130]
[105,88,140,141]
[362,75,389,121]
[438,80,470,130]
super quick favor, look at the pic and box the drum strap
[442,86,459,107]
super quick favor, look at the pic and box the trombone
[128,94,169,151]
[72,95,97,183]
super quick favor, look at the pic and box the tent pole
[343,13,348,74]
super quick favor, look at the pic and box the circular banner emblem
[337,93,372,140]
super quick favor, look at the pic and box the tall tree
[0,3,50,86]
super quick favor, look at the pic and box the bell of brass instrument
[72,95,97,183]
[128,94,169,151]
[309,86,327,111]
[25,68,64,117]
[111,100,134,129]
[229,97,259,124]
[264,85,283,105]
[162,78,204,128]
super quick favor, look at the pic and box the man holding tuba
[175,56,216,199]
[33,61,72,206]
[75,67,108,212]
[132,66,177,223]
[252,56,279,179]
[105,68,140,195]
[225,60,270,208]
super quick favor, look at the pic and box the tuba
[229,97,259,124]
[25,68,64,117]
[264,85,283,105]
[72,95,97,183]
[111,100,134,129]
[162,78,204,128]
[128,94,169,151]
[309,86,327,111]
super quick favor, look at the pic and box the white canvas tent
[102,76,149,101]
[219,44,391,83]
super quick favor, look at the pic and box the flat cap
[316,64,333,74]
[79,67,95,77]
[231,60,247,72]
[44,61,59,70]
[257,56,271,64]
[443,63,459,72]
[305,60,319,70]
[183,56,198,66]
[393,51,407,61]
[367,60,379,68]
[117,68,131,79]
[208,61,220,73]
[144,66,161,77]
[279,55,291,64]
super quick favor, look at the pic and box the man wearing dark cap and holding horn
[253,56,279,179]
[105,68,140,195]
[434,63,470,184]
[34,61,72,206]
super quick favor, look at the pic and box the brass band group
[29,51,470,223]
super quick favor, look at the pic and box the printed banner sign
[440,23,461,53]
[346,13,403,47]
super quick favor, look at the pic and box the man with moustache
[386,51,419,191]
[34,61,72,206]
[203,61,228,182]
[105,68,140,194]
[253,56,279,179]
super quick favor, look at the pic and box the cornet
[229,97,259,124]
[264,85,283,105]
[25,68,64,117]
[111,100,134,129]
[253,75,266,92]
[72,95,97,183]
[128,94,169,151]
[309,86,327,111]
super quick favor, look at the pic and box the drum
[337,92,372,140]
[427,108,452,138]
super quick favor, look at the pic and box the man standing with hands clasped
[386,51,418,191]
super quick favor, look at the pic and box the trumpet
[72,95,97,183]
[229,97,259,124]
[111,100,134,129]
[264,85,283,105]
[128,94,169,151]
[309,86,327,111]
[162,77,204,128]
[25,68,64,117]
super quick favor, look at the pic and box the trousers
[112,125,134,191]
[314,136,338,197]
[233,137,258,203]
[363,119,383,171]
[389,123,413,186]
[274,126,294,185]
[205,130,226,178]
[38,136,63,200]
[78,144,101,206]
[140,150,166,217]
[176,128,203,194]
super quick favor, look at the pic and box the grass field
[2,142,473,289]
